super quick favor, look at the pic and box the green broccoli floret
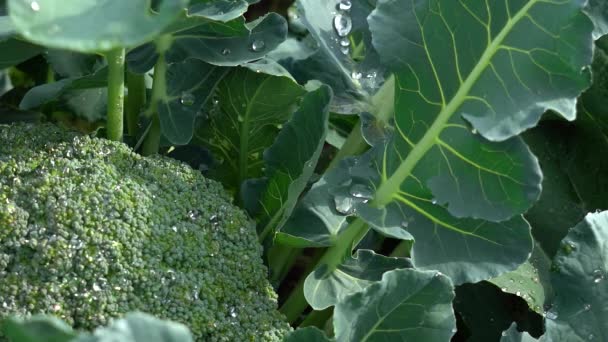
[0,123,291,341]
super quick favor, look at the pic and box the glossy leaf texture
[274,0,385,114]
[193,67,306,190]
[159,59,227,145]
[503,212,608,341]
[489,243,553,314]
[128,12,288,72]
[304,250,412,310]
[242,85,332,240]
[333,268,456,342]
[8,0,188,52]
[543,211,608,341]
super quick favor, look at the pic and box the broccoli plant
[0,0,607,341]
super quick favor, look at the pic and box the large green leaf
[166,13,287,66]
[304,250,412,310]
[525,45,608,256]
[502,212,608,341]
[193,67,305,190]
[542,211,608,341]
[159,59,227,145]
[242,85,332,240]
[363,0,590,282]
[8,0,187,52]
[333,268,455,342]
[2,315,76,342]
[0,38,43,69]
[3,312,195,342]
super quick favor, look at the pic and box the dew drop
[340,47,350,55]
[545,310,558,320]
[30,1,40,11]
[584,303,592,311]
[340,38,350,47]
[431,198,438,205]
[180,92,195,106]
[351,71,362,80]
[333,14,352,37]
[337,0,352,11]
[471,128,478,135]
[451,328,457,333]
[334,195,354,215]
[401,220,409,228]
[516,291,521,296]
[221,48,231,55]
[250,40,266,52]
[588,334,595,340]
[501,331,507,337]
[592,269,604,283]
[349,184,374,200]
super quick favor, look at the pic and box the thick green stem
[142,114,161,156]
[279,218,368,323]
[269,244,301,285]
[299,308,333,329]
[140,45,168,155]
[390,240,413,258]
[327,120,367,171]
[126,72,146,137]
[105,48,126,141]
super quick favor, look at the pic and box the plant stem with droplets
[105,48,125,142]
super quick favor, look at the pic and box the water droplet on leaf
[250,40,265,52]
[349,184,374,200]
[340,38,350,47]
[30,1,40,11]
[351,71,362,80]
[180,92,195,106]
[333,14,352,37]
[221,48,231,55]
[337,0,352,11]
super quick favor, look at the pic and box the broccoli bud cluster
[0,124,290,341]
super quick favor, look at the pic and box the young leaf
[193,67,305,190]
[303,250,412,310]
[333,268,456,342]
[243,85,332,240]
[8,0,188,52]
[489,243,553,314]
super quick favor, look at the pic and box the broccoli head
[0,123,290,341]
